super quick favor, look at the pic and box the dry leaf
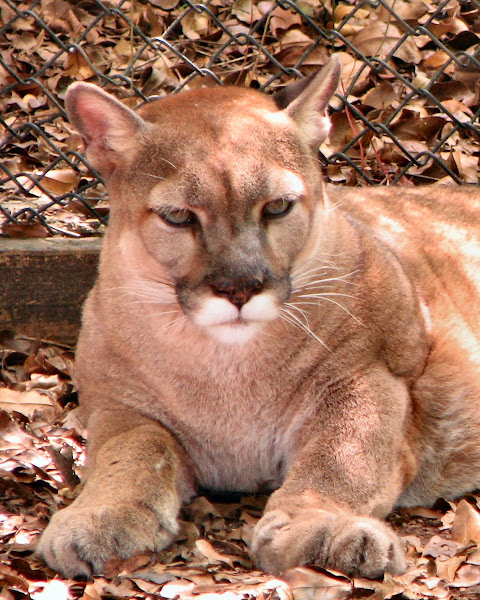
[435,554,465,583]
[336,52,369,97]
[452,151,478,183]
[148,0,180,8]
[232,0,261,24]
[451,499,480,545]
[363,82,398,110]
[63,47,94,79]
[451,563,480,587]
[281,567,351,600]
[2,221,50,238]
[160,579,195,598]
[34,168,79,195]
[30,580,71,600]
[0,387,60,420]
[181,10,210,40]
[269,6,302,37]
[195,539,236,567]
[422,535,460,558]
[352,23,421,63]
[0,409,34,447]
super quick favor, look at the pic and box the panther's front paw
[37,501,179,579]
[251,508,406,578]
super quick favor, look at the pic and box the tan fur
[38,57,480,580]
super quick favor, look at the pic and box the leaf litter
[2,333,480,599]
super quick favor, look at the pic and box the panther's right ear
[65,82,146,177]
[274,56,341,149]
[272,72,318,110]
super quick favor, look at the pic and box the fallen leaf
[422,535,460,558]
[181,10,210,40]
[363,82,398,110]
[2,221,50,238]
[269,6,302,37]
[0,387,60,420]
[195,539,236,567]
[451,563,480,587]
[160,579,195,598]
[30,580,71,600]
[281,567,351,600]
[232,0,261,24]
[435,554,465,583]
[148,0,180,8]
[451,499,480,545]
[352,23,421,62]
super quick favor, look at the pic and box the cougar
[38,56,480,580]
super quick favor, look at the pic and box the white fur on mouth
[193,297,239,327]
[192,292,279,344]
[207,322,261,345]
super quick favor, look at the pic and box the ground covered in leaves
[2,333,480,600]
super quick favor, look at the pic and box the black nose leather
[211,278,264,308]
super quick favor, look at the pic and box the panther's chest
[152,366,311,492]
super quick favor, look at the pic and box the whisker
[291,262,344,278]
[117,287,174,296]
[290,300,319,307]
[162,314,188,333]
[298,270,359,286]
[326,197,347,211]
[298,292,357,300]
[317,250,348,258]
[292,269,331,287]
[297,281,357,291]
[124,302,180,311]
[292,282,354,295]
[140,275,176,288]
[139,157,178,174]
[279,307,331,352]
[140,172,164,181]
[100,283,176,294]
[284,302,313,331]
[292,260,344,273]
[110,286,173,294]
[115,293,176,304]
[279,311,301,333]
[100,281,177,299]
[292,273,359,295]
[305,295,363,325]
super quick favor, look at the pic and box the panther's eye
[262,198,295,219]
[153,206,197,227]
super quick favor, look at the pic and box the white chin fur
[192,293,279,344]
[207,322,261,345]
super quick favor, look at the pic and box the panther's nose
[211,278,264,308]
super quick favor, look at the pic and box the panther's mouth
[222,316,248,325]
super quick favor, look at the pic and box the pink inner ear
[71,91,140,146]
[66,83,142,176]
[75,95,117,141]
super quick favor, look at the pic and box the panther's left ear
[275,55,341,149]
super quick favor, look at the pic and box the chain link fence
[1,0,480,237]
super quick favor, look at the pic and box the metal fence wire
[1,0,480,237]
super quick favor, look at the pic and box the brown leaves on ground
[2,0,480,237]
[1,332,480,599]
